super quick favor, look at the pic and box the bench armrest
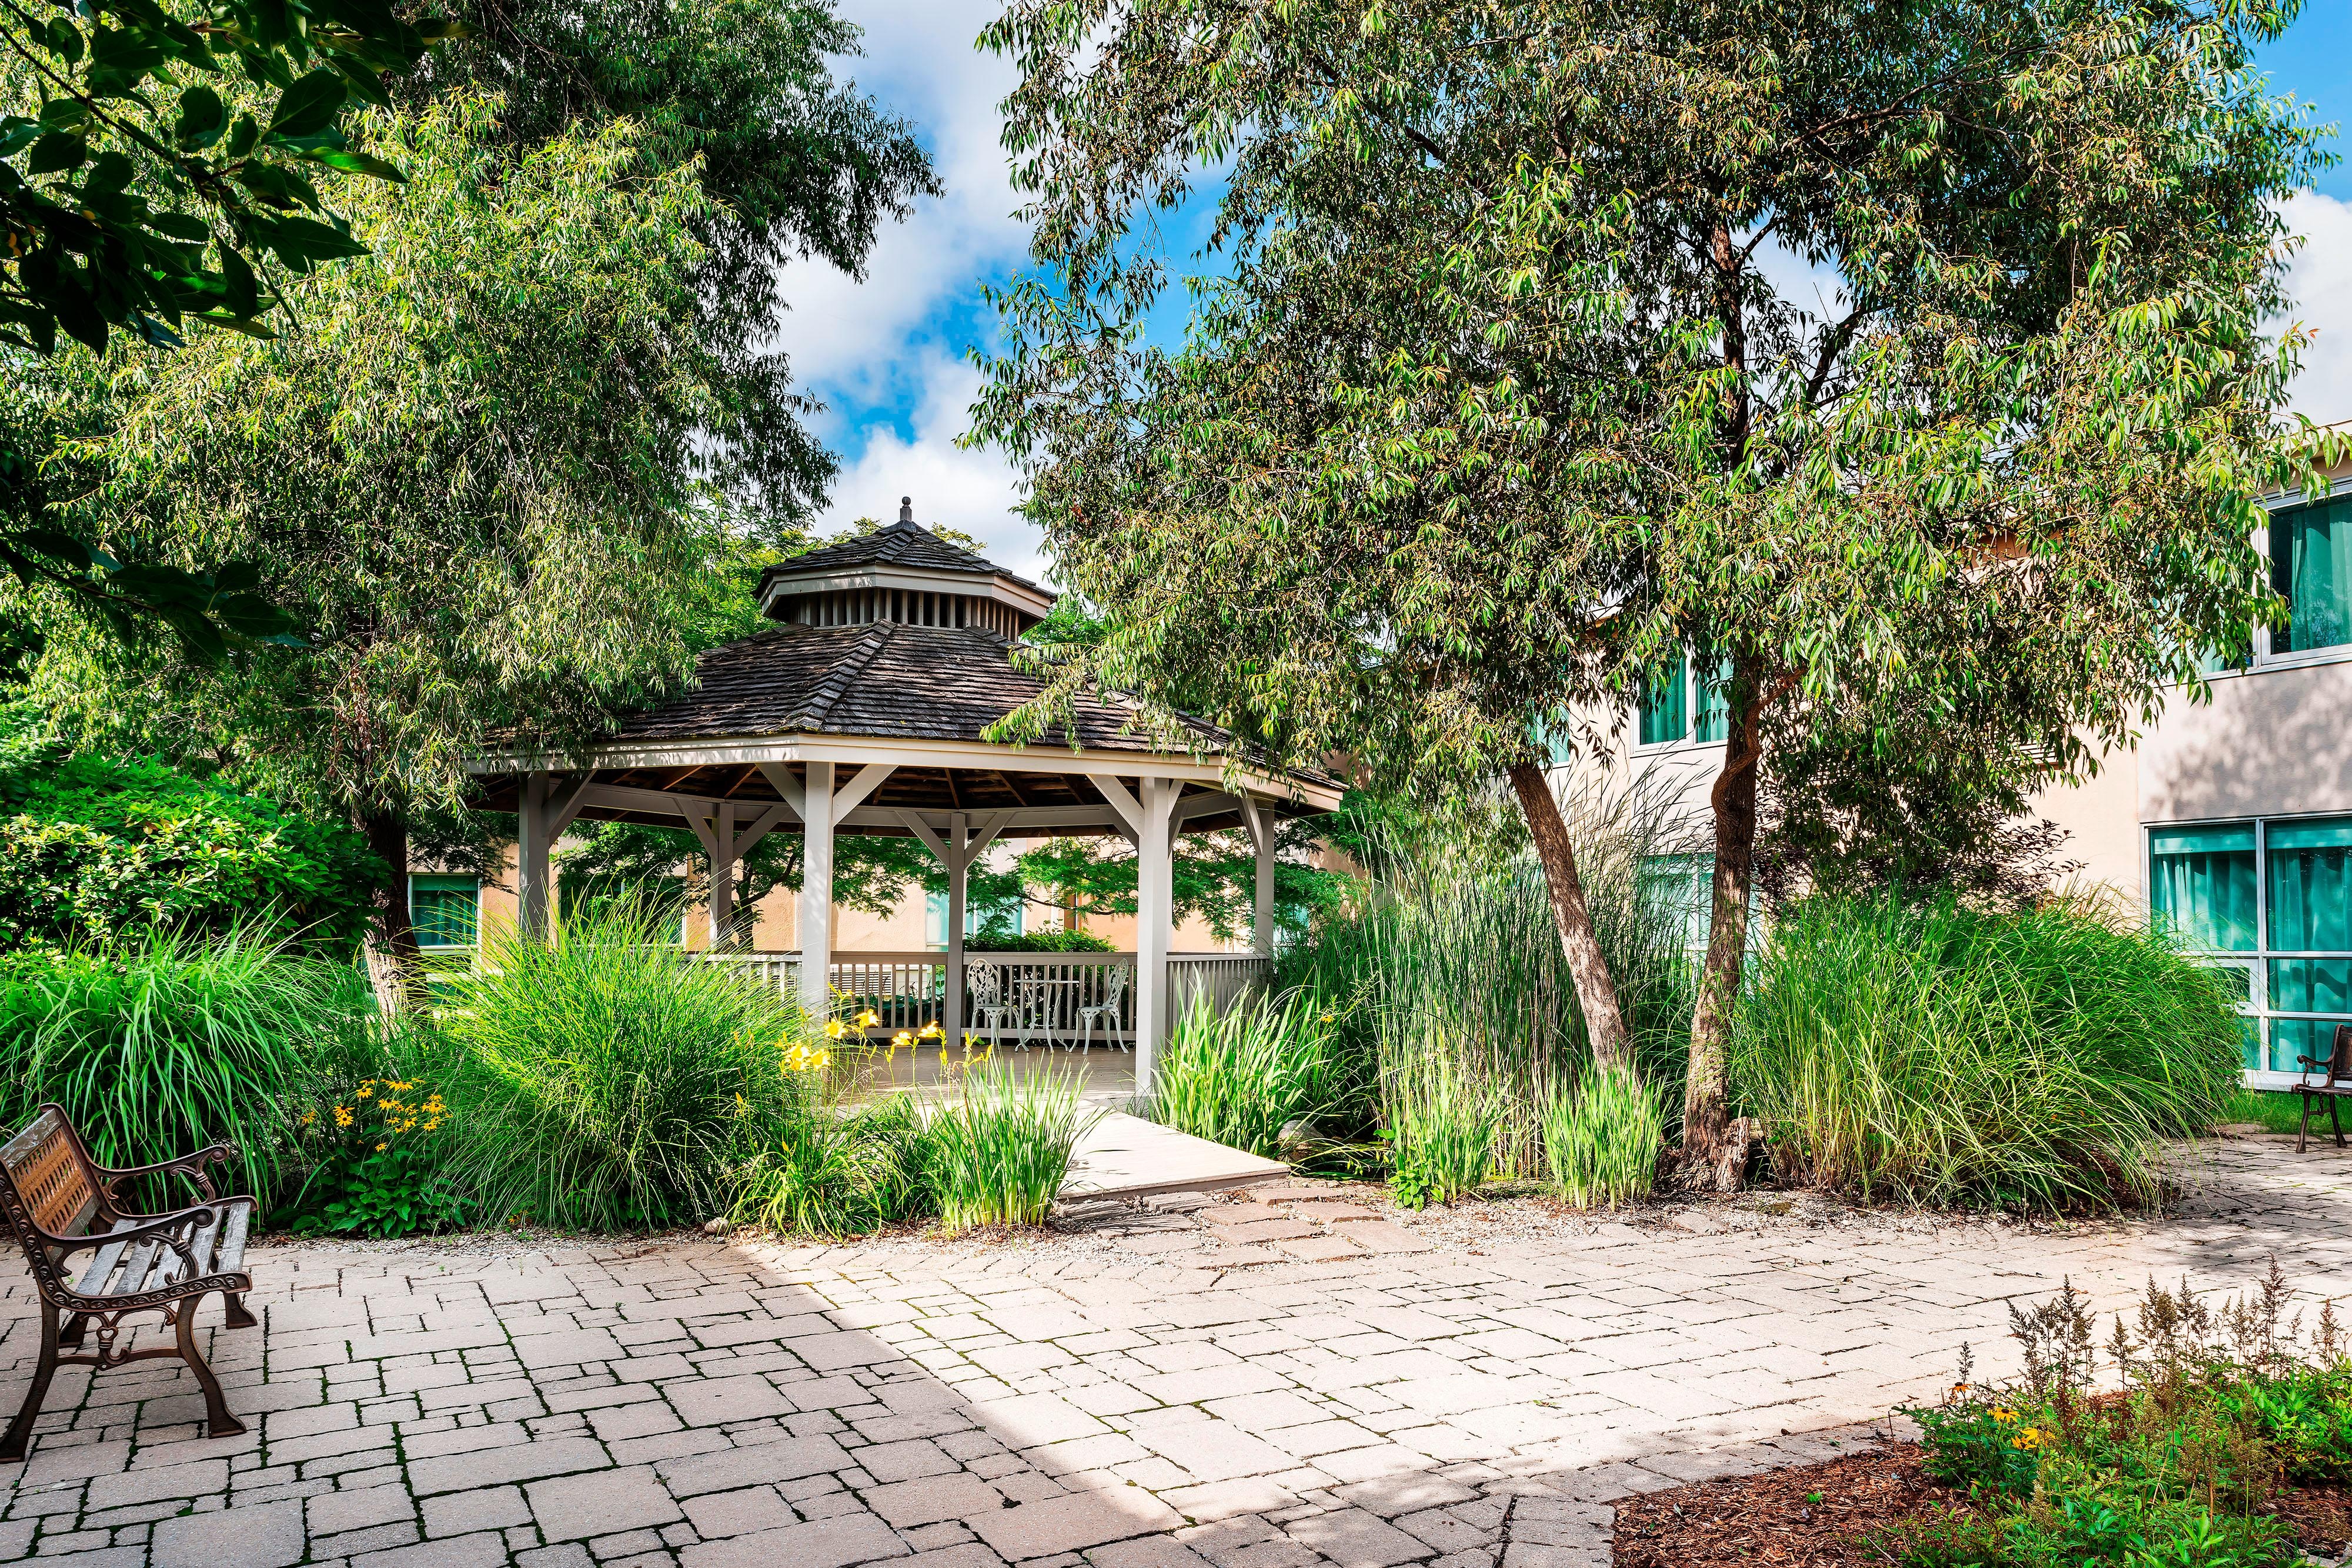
[96,1142,235,1207]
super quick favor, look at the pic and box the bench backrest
[0,1107,100,1245]
[2331,1023,2352,1088]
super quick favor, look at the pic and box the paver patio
[2,1134,2347,1567]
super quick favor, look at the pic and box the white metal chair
[1077,964,1130,1054]
[967,961,1017,1048]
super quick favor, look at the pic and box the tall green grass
[427,896,811,1229]
[731,1092,931,1239]
[1384,1042,1499,1208]
[1542,1064,1665,1208]
[923,1062,1098,1231]
[1154,987,1334,1156]
[1301,772,1703,1181]
[0,923,372,1202]
[1730,892,2241,1210]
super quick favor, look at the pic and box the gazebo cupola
[756,497,1054,641]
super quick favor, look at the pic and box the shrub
[1895,1266,2344,1568]
[924,1062,1097,1231]
[426,896,811,1230]
[966,927,1116,954]
[1730,893,2241,1211]
[0,923,373,1202]
[1155,987,1333,1156]
[1542,1064,1664,1208]
[0,706,382,954]
[281,1051,472,1238]
[1385,1045,1497,1208]
[732,1091,933,1239]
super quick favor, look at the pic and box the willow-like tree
[973,0,2334,1180]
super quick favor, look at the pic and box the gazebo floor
[846,1042,1140,1102]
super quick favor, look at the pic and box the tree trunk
[360,810,419,1015]
[1680,662,1763,1189]
[1506,761,1635,1075]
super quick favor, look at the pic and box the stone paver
[0,1135,2343,1567]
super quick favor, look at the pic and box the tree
[0,0,444,648]
[974,0,2336,1183]
[402,0,937,521]
[29,98,743,969]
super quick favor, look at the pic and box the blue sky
[778,3,2352,584]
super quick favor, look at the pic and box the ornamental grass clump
[923,1061,1098,1232]
[1730,892,2240,1211]
[1542,1064,1664,1209]
[731,1092,932,1240]
[1154,986,1334,1156]
[427,895,815,1230]
[1384,1044,1498,1208]
[0,921,373,1203]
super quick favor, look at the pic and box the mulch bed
[1609,1443,2352,1566]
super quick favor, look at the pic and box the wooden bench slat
[69,1220,142,1298]
[215,1203,250,1279]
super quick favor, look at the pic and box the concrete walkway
[1,1134,2347,1568]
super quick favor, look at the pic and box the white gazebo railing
[699,950,1271,1047]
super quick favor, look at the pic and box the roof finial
[898,496,914,526]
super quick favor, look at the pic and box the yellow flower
[299,1111,316,1128]
[374,1142,387,1152]
[1992,1408,2017,1424]
[736,1094,750,1115]
[814,1050,831,1070]
[357,1081,374,1100]
[334,1106,354,1128]
[919,1021,943,1039]
[856,1009,880,1028]
[893,1030,916,1050]
[2012,1428,2043,1451]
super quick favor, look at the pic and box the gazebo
[466,499,1341,1090]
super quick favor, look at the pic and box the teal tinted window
[410,876,478,948]
[2271,497,2352,654]
[2267,817,2352,953]
[2149,825,2258,952]
[1638,654,1688,746]
[1690,650,1732,744]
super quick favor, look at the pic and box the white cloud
[811,353,1047,584]
[2281,190,2352,427]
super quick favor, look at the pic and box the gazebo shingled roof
[466,497,1340,1084]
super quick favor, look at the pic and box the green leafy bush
[1542,1064,1664,1208]
[0,709,382,953]
[1384,1047,1497,1209]
[924,1062,1098,1231]
[282,1065,472,1238]
[426,896,811,1230]
[1155,987,1334,1156]
[0,924,373,1202]
[1732,894,2241,1211]
[732,1089,933,1239]
[1895,1266,2345,1568]
[965,927,1117,953]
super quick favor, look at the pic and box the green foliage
[968,927,1116,954]
[282,1061,470,1238]
[1894,1269,2345,1568]
[1384,1048,1496,1210]
[1542,1065,1663,1209]
[923,1062,1097,1232]
[1303,775,1702,1174]
[426,895,812,1230]
[0,704,380,951]
[731,1090,932,1240]
[29,96,751,838]
[2220,1089,2309,1136]
[0,0,441,651]
[1155,987,1334,1156]
[1730,894,2242,1211]
[407,0,938,519]
[0,923,372,1202]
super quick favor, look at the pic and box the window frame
[2146,811,2352,1086]
[409,874,480,950]
[2202,480,2352,680]
[1632,648,1730,755]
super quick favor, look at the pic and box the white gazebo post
[707,800,736,948]
[798,761,835,1021]
[1095,775,1180,1096]
[1242,794,1276,960]
[518,770,551,939]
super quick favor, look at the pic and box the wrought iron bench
[2294,1022,2352,1154]
[0,1105,256,1460]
